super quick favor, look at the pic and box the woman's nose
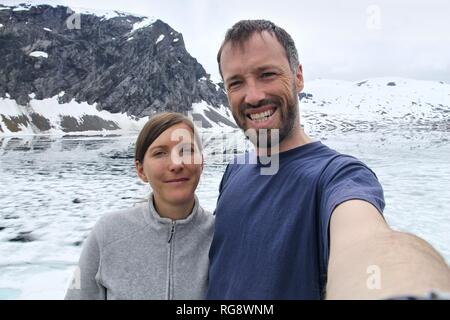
[169,153,184,172]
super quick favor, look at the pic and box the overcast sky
[4,0,450,83]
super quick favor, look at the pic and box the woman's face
[135,123,203,208]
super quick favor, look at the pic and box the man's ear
[295,64,304,92]
[135,160,148,183]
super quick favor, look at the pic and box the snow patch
[156,34,165,44]
[0,98,26,117]
[43,27,52,32]
[0,3,143,21]
[69,7,121,20]
[173,38,179,43]
[191,101,235,130]
[29,51,48,58]
[210,74,224,85]
[130,17,156,34]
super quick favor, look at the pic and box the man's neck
[256,126,311,156]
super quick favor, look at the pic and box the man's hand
[326,200,450,299]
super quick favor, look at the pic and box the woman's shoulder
[195,205,215,231]
[91,202,149,246]
[199,205,214,218]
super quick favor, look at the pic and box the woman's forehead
[150,123,195,147]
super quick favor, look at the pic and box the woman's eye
[153,151,166,157]
[180,146,194,155]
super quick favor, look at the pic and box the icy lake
[0,127,449,299]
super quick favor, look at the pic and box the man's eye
[261,72,276,78]
[228,81,242,89]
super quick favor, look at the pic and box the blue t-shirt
[207,141,385,299]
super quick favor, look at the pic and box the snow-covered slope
[0,94,235,136]
[301,77,450,134]
[0,94,148,136]
[1,77,448,136]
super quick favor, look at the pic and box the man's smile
[246,107,277,122]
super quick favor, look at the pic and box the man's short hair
[217,19,300,78]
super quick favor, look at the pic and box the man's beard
[232,86,299,149]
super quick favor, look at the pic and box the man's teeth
[249,110,274,122]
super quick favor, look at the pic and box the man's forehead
[220,31,288,79]
[224,31,279,54]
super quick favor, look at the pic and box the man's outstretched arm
[325,200,450,299]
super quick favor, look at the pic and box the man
[207,19,450,299]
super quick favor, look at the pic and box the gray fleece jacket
[65,195,214,300]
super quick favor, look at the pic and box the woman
[65,112,214,300]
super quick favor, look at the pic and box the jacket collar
[144,193,201,227]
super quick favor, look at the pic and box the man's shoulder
[309,142,366,169]
[314,144,380,189]
[282,141,349,171]
[304,141,349,161]
[281,142,375,184]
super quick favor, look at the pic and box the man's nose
[244,81,266,106]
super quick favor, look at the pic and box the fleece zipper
[166,221,176,299]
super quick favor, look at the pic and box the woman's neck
[153,196,195,221]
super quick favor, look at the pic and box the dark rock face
[60,115,119,132]
[356,80,368,86]
[1,114,30,132]
[0,4,229,117]
[30,113,51,131]
[299,92,313,101]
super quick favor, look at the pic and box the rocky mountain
[0,3,235,135]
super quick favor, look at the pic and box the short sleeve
[219,163,232,194]
[319,155,385,269]
[213,163,232,217]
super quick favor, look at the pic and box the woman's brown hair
[134,112,202,163]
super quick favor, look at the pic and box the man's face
[220,31,304,148]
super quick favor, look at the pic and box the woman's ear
[135,160,148,183]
